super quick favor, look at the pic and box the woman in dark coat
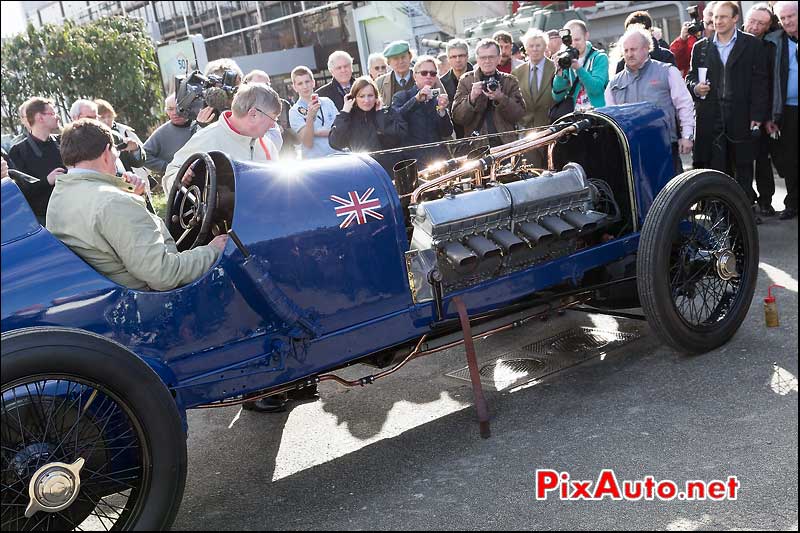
[329,76,407,163]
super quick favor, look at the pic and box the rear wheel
[1,329,186,530]
[637,170,759,353]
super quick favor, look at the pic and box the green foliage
[1,16,163,137]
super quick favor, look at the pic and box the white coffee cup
[698,68,708,99]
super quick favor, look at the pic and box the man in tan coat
[512,28,556,166]
[47,119,227,291]
[452,39,527,146]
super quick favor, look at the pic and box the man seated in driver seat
[46,119,228,291]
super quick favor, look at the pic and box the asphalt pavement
[173,180,798,531]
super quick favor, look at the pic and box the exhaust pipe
[518,221,553,245]
[489,229,527,254]
[393,159,418,197]
[561,210,606,232]
[465,235,502,260]
[442,242,479,274]
[539,215,578,239]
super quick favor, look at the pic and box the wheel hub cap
[714,248,739,280]
[25,458,85,518]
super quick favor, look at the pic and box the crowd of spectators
[2,1,798,225]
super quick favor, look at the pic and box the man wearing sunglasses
[391,55,454,167]
[163,83,281,194]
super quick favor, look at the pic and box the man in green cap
[375,40,444,106]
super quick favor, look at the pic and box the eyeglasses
[254,107,279,122]
[477,55,498,61]
[416,70,438,77]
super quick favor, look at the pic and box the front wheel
[637,170,759,353]
[1,329,187,530]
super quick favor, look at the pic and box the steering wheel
[166,152,217,251]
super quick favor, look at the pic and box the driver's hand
[209,234,228,253]
[181,166,194,187]
[121,171,146,196]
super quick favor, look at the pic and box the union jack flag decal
[330,188,384,229]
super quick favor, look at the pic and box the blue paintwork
[592,103,675,224]
[1,103,670,412]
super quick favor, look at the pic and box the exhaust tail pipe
[561,210,606,232]
[489,229,527,254]
[539,215,578,239]
[465,235,502,260]
[442,242,479,274]
[518,222,553,244]
[393,159,418,197]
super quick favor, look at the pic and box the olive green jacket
[46,169,220,290]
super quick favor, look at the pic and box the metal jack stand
[453,296,491,439]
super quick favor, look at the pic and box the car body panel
[2,103,669,409]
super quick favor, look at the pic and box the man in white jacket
[163,83,281,194]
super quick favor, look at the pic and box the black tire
[1,328,187,531]
[637,170,759,353]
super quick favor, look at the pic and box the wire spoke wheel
[1,329,187,531]
[638,170,758,353]
[1,376,149,531]
[669,198,746,328]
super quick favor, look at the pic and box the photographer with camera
[391,55,454,167]
[191,59,243,130]
[671,2,717,77]
[686,1,768,218]
[551,20,609,119]
[289,66,340,159]
[162,83,281,194]
[452,39,526,147]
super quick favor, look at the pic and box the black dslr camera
[174,69,239,121]
[482,75,501,92]
[686,5,705,37]
[555,29,580,70]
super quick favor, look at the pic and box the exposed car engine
[406,162,620,299]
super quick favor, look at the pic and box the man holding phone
[289,66,340,159]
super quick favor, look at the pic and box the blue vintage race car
[1,103,758,530]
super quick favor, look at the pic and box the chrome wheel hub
[714,248,739,280]
[25,457,85,518]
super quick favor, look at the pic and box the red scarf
[222,111,272,160]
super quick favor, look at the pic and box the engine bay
[402,116,633,300]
